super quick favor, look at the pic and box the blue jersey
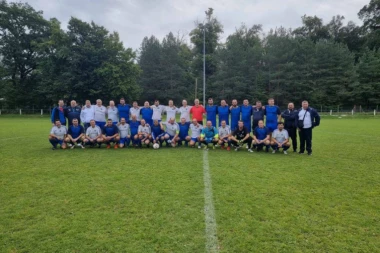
[206,105,218,127]
[201,126,218,139]
[141,107,153,126]
[254,126,269,140]
[68,125,84,138]
[66,106,81,125]
[102,125,119,136]
[218,106,229,126]
[117,104,130,121]
[151,124,164,139]
[178,122,190,138]
[230,106,240,131]
[51,106,66,125]
[129,120,140,136]
[252,107,265,121]
[264,105,281,126]
[241,105,252,123]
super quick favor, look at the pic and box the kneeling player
[162,117,180,147]
[135,119,151,148]
[252,120,271,152]
[217,120,231,150]
[200,120,219,150]
[229,120,253,152]
[103,119,120,149]
[271,122,290,154]
[49,120,67,150]
[118,117,131,148]
[151,120,165,146]
[176,118,191,146]
[65,118,85,149]
[189,118,203,148]
[84,120,103,147]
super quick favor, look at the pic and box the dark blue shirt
[51,106,66,125]
[66,106,81,125]
[68,125,84,138]
[129,120,140,136]
[218,106,229,126]
[117,104,131,121]
[206,105,218,127]
[252,106,265,121]
[178,122,190,138]
[141,107,153,126]
[151,124,164,139]
[254,126,269,140]
[102,125,119,136]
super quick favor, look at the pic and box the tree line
[1,0,379,109]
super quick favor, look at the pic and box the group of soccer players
[49,97,320,155]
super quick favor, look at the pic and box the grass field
[0,116,379,252]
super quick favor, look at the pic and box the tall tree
[358,0,380,50]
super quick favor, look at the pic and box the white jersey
[138,124,151,134]
[178,106,192,122]
[94,105,107,122]
[50,125,67,139]
[190,123,203,138]
[118,123,130,138]
[130,107,141,120]
[272,129,289,143]
[152,105,165,120]
[165,106,178,122]
[80,105,95,123]
[107,107,119,122]
[162,122,179,136]
[219,125,231,138]
[86,125,102,139]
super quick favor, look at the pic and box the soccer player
[298,101,320,155]
[189,118,203,148]
[271,122,290,154]
[206,98,218,127]
[252,101,265,130]
[162,117,180,147]
[218,99,229,126]
[176,118,191,146]
[48,119,67,150]
[190,99,206,125]
[151,120,165,146]
[129,115,141,147]
[102,119,120,149]
[152,100,165,123]
[130,101,141,121]
[177,100,192,123]
[135,119,151,148]
[80,100,95,130]
[229,120,253,152]
[264,98,281,133]
[281,102,298,152]
[65,118,85,149]
[51,99,66,126]
[118,117,131,148]
[252,120,271,152]
[83,119,103,147]
[117,98,130,122]
[217,120,231,150]
[165,100,178,122]
[94,99,107,129]
[141,101,153,126]
[200,120,219,150]
[66,100,81,126]
[107,100,119,125]
[241,99,252,133]
[230,99,240,131]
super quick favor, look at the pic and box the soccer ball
[153,143,160,149]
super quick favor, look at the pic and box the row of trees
[1,0,380,108]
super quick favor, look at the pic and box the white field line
[203,151,219,253]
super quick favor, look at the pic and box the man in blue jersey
[151,120,165,146]
[49,119,67,150]
[205,98,218,127]
[65,100,81,126]
[200,120,219,150]
[241,99,252,133]
[117,98,130,122]
[264,98,281,133]
[129,115,141,147]
[65,118,85,149]
[252,120,271,152]
[252,101,265,130]
[176,118,191,146]
[51,99,66,126]
[218,99,229,126]
[141,101,153,126]
[102,119,120,149]
[229,99,240,131]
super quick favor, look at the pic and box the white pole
[19,109,22,115]
[41,109,43,116]
[374,110,376,116]
[352,110,354,116]
[330,110,332,116]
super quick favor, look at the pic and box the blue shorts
[119,137,130,145]
[95,121,106,129]
[191,137,199,142]
[153,133,165,140]
[204,137,213,143]
[165,133,175,141]
[266,124,277,133]
[178,136,188,142]
[50,139,64,146]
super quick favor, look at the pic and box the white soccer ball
[153,143,160,149]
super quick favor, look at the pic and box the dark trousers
[84,123,91,131]
[286,127,298,151]
[299,127,312,153]
[231,137,252,149]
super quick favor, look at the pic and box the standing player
[94,99,107,129]
[65,118,85,149]
[217,120,231,150]
[135,119,151,148]
[165,100,178,122]
[298,101,320,155]
[218,99,229,126]
[117,98,130,122]
[51,100,66,126]
[107,100,119,125]
[130,101,141,121]
[152,100,165,123]
[264,98,281,134]
[281,102,298,152]
[141,101,153,126]
[151,120,165,146]
[252,120,271,152]
[252,101,265,130]
[83,120,103,147]
[190,99,206,125]
[206,98,218,127]
[241,99,252,133]
[102,119,120,149]
[129,115,141,147]
[229,120,253,152]
[271,122,290,154]
[189,118,203,148]
[66,100,81,126]
[177,118,191,146]
[162,118,180,147]
[200,120,219,150]
[177,100,192,123]
[80,100,95,131]
[230,99,240,131]
[118,117,131,148]
[48,119,67,150]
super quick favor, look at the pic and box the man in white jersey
[83,119,103,147]
[80,100,95,130]
[151,99,165,122]
[107,100,119,125]
[271,122,290,154]
[177,99,192,122]
[162,117,179,147]
[217,120,232,151]
[94,99,107,129]
[135,119,151,148]
[49,120,67,150]
[118,117,131,148]
[165,100,178,122]
[189,118,203,149]
[129,101,141,121]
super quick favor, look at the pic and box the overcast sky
[28,0,368,50]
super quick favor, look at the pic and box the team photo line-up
[49,97,321,155]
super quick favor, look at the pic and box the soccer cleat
[70,144,75,149]
[198,145,201,149]
[51,147,56,150]
[284,151,288,155]
[308,152,312,156]
[234,147,239,151]
[227,146,231,151]
[272,150,276,154]
[298,152,304,154]
[212,145,215,150]
[67,143,72,147]
[78,144,85,149]
[248,149,253,153]
[214,144,220,148]
[203,145,208,150]
[107,144,111,149]
[114,144,118,149]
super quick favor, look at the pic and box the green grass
[0,116,379,252]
